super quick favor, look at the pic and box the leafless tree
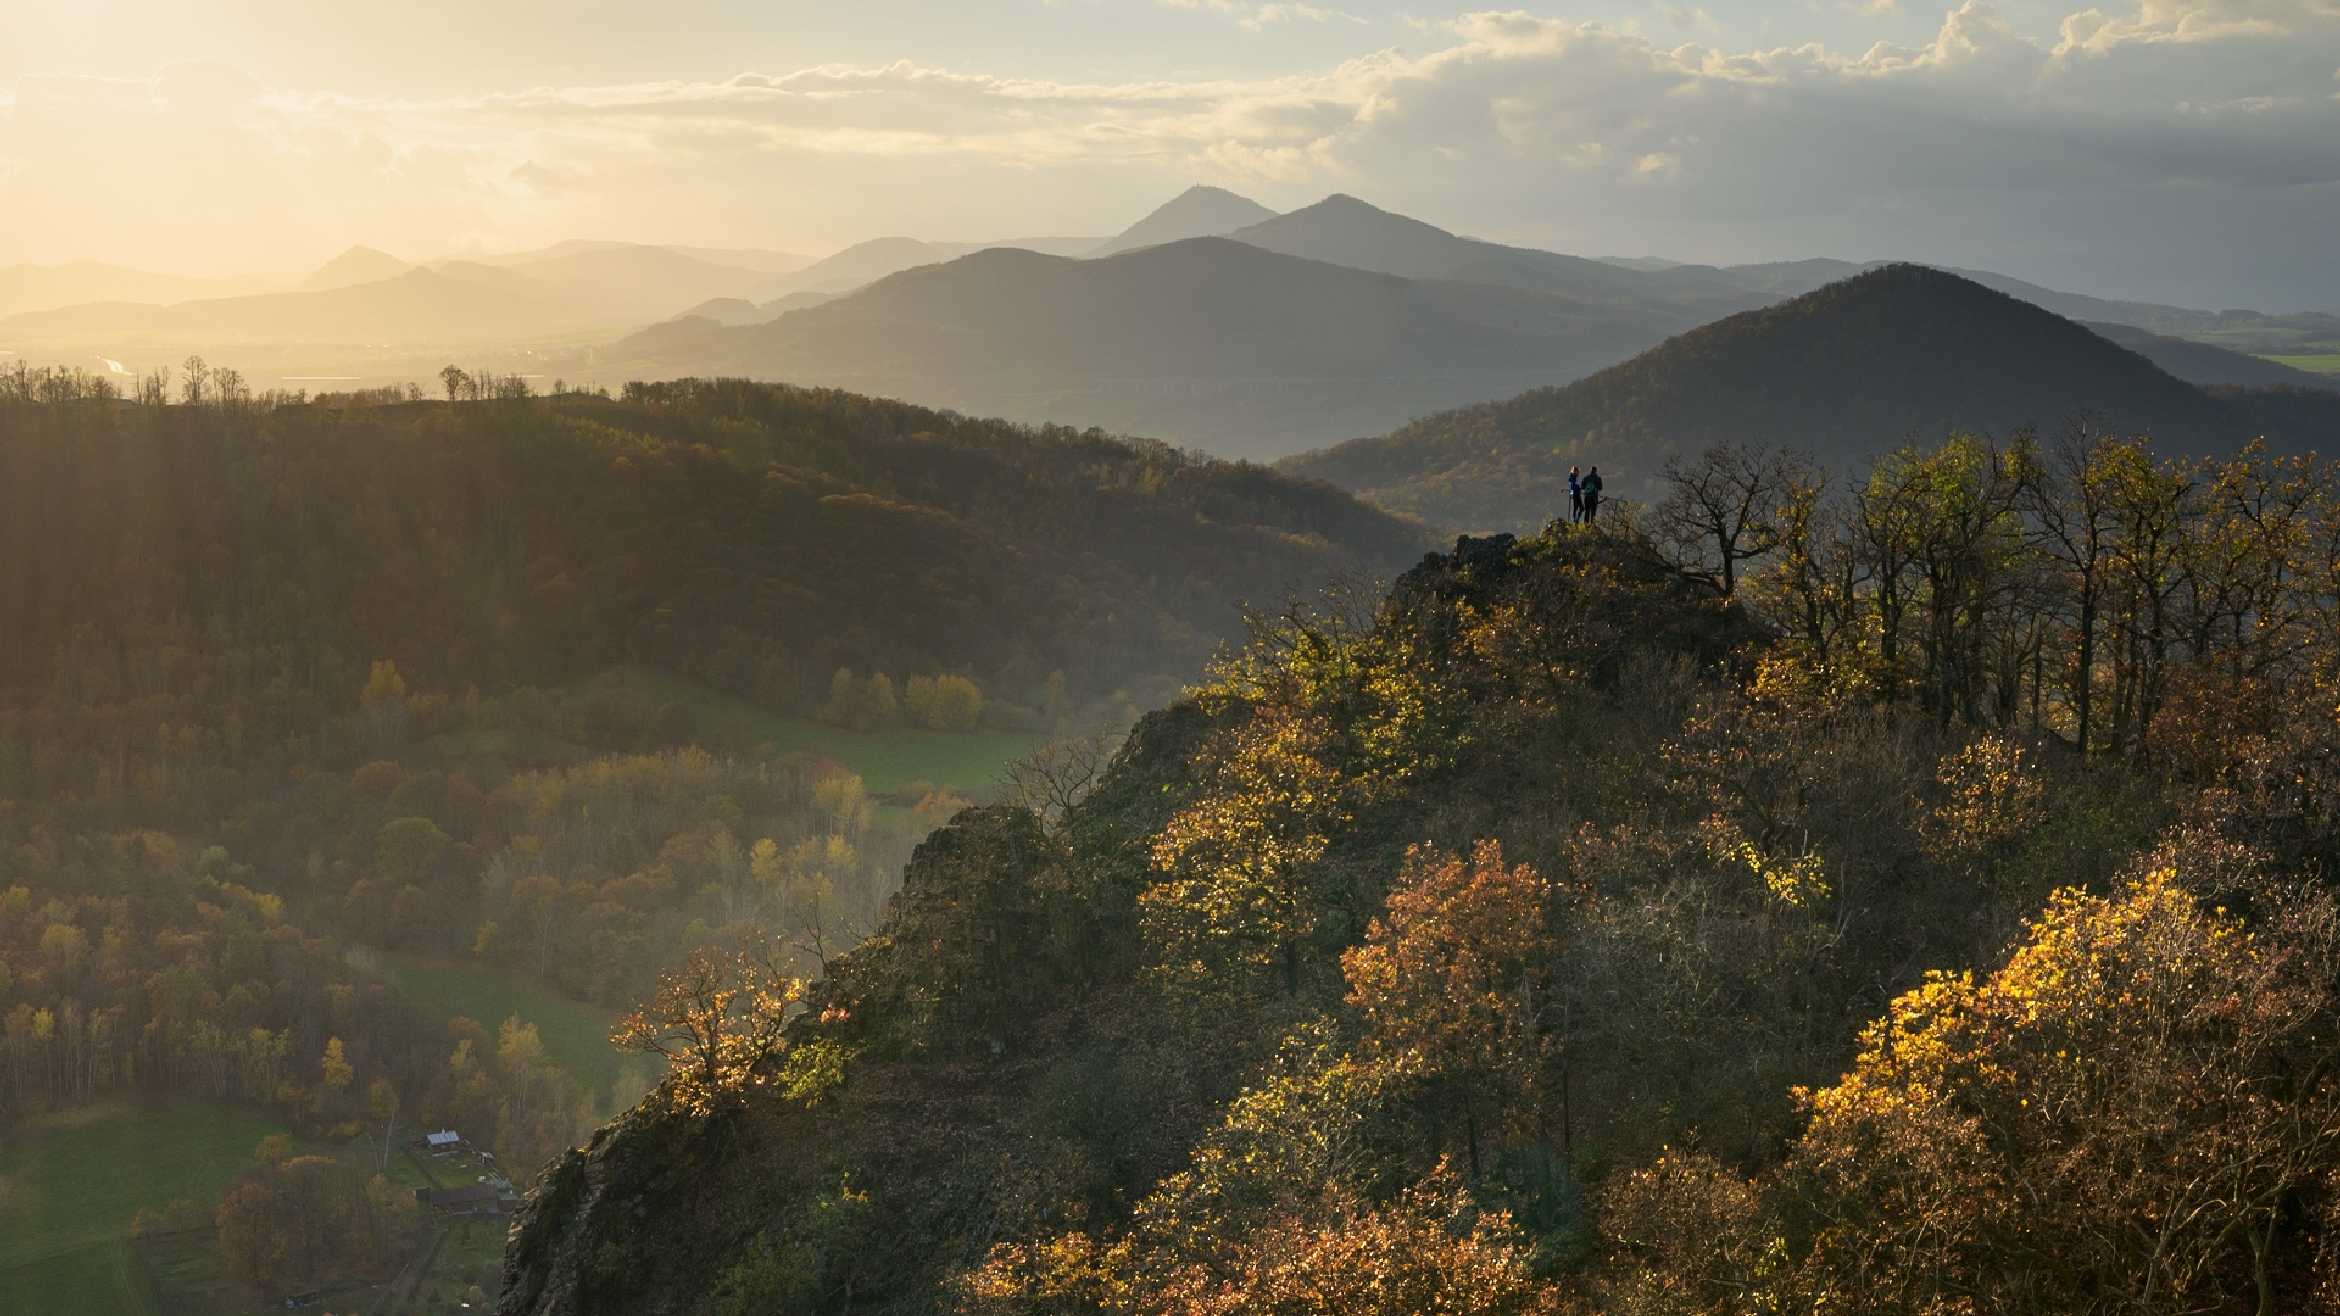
[1656,442,1808,596]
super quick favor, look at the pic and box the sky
[2,0,2336,309]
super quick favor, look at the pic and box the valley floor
[0,1100,323,1316]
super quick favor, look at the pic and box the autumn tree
[1783,860,2340,1314]
[866,672,900,725]
[903,674,939,728]
[1343,841,1555,1173]
[1593,1150,1776,1316]
[1143,702,1343,992]
[613,940,805,1111]
[966,1161,1565,1316]
[320,1036,354,1091]
[931,675,985,731]
[822,667,863,727]
[1158,1168,1566,1316]
[216,1155,376,1297]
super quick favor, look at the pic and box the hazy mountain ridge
[0,265,598,346]
[5,188,2330,432]
[0,261,283,320]
[607,236,1705,458]
[301,245,414,292]
[0,244,788,346]
[2082,321,2339,390]
[1091,184,1279,257]
[0,378,1429,711]
[1225,194,1762,316]
[1284,264,2340,531]
[750,235,1106,300]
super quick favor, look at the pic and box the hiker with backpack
[1581,467,1604,523]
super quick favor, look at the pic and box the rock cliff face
[498,529,1748,1316]
[500,1094,719,1316]
[498,703,1221,1316]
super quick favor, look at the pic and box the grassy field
[0,1101,314,1316]
[384,953,647,1104]
[2263,353,2340,375]
[601,667,1050,798]
[400,1216,506,1315]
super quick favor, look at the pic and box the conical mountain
[1227,194,1757,312]
[1227,194,1494,281]
[1090,185,1278,257]
[301,245,412,291]
[752,235,1105,299]
[1283,263,2338,531]
[608,236,1691,459]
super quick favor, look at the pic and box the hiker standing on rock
[1568,466,1584,523]
[1582,467,1604,523]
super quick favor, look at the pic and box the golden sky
[3,0,2337,308]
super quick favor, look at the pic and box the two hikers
[1568,466,1604,523]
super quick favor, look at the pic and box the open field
[0,1101,315,1316]
[397,1216,507,1316]
[604,667,1050,797]
[385,953,648,1104]
[2262,353,2340,375]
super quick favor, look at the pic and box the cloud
[1156,0,1367,30]
[1,1,2335,307]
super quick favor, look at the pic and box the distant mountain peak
[1092,185,1278,257]
[1281,262,2323,533]
[303,244,412,292]
[1285,193,1426,225]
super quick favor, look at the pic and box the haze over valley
[7,183,2338,467]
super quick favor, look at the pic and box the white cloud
[1155,0,1367,30]
[1,1,2335,306]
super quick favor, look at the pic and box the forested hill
[604,238,1694,459]
[1284,264,2340,531]
[501,460,2340,1313]
[0,377,1429,726]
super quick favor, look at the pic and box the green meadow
[384,953,647,1105]
[0,1101,315,1316]
[603,667,1050,798]
[2262,352,2340,375]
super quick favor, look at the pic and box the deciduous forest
[507,428,2340,1314]
[0,368,1424,1306]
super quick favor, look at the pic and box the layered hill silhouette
[0,377,1432,719]
[0,261,278,320]
[1225,194,1762,316]
[492,243,777,322]
[301,245,413,291]
[749,234,1103,300]
[1092,184,1277,256]
[0,265,595,346]
[0,243,791,347]
[608,237,1705,458]
[1284,264,2340,531]
[2080,321,2339,390]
